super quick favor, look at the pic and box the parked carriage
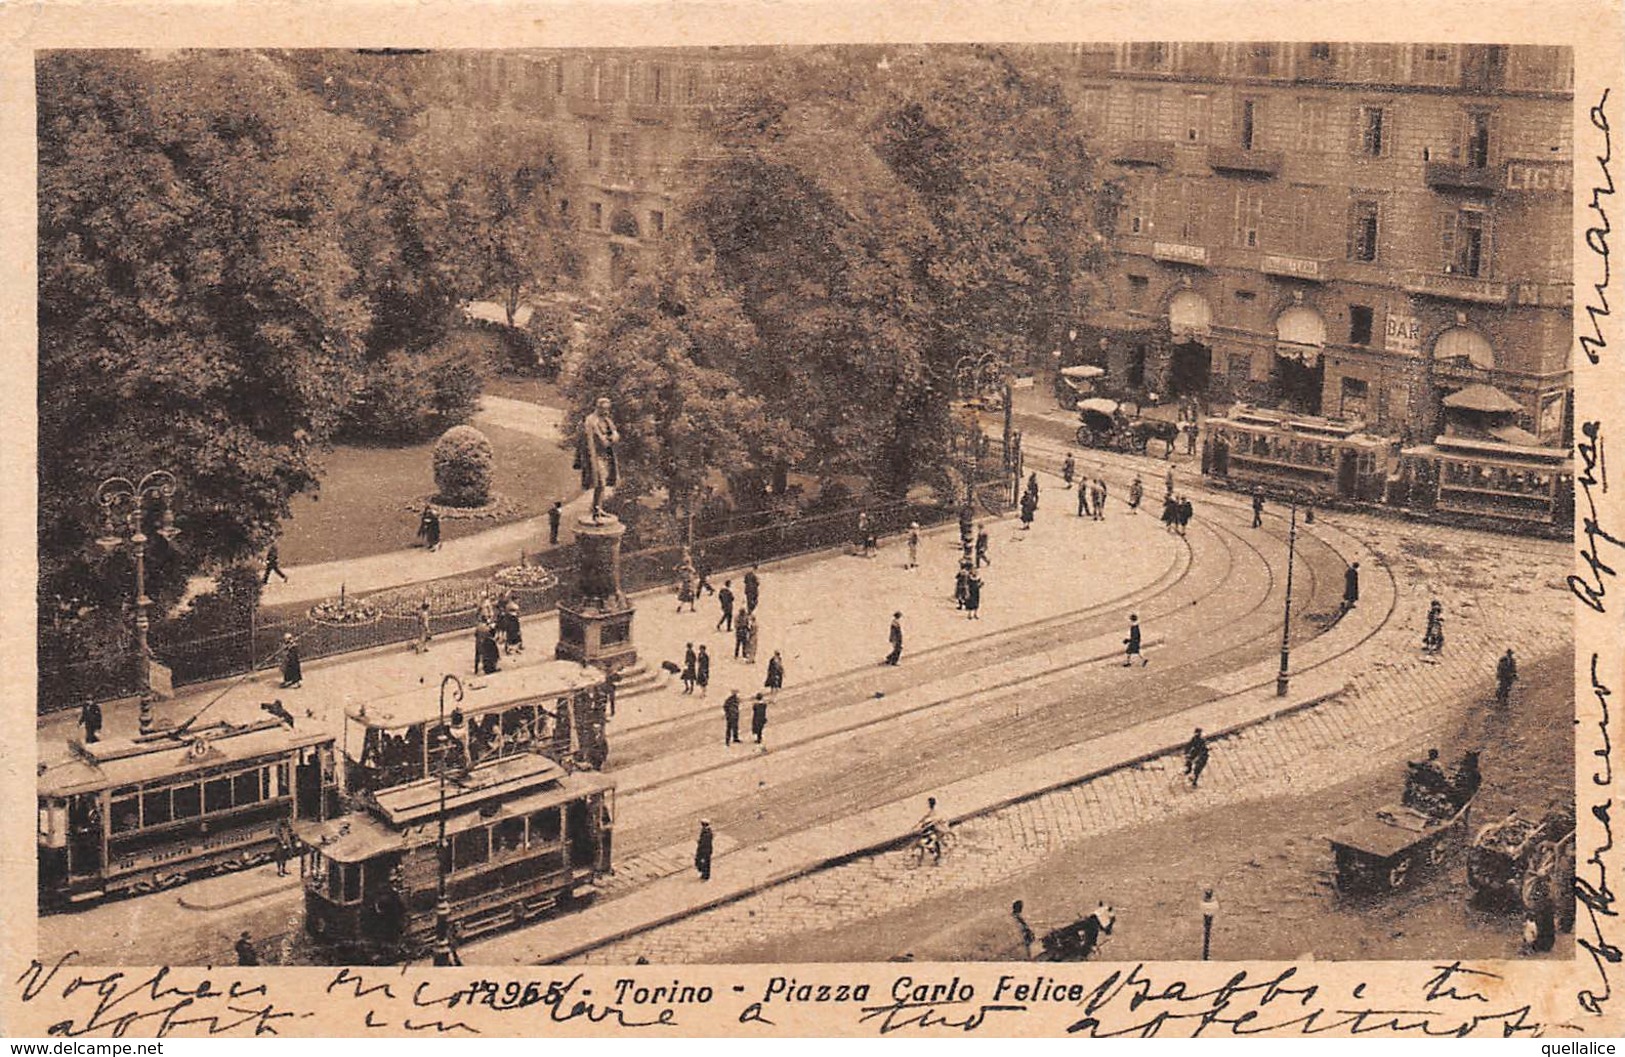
[1055,364,1107,411]
[1468,807,1576,911]
[38,717,339,907]
[1327,751,1480,896]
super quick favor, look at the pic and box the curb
[176,872,302,912]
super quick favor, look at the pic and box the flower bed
[412,493,526,522]
[308,598,382,627]
[494,564,560,590]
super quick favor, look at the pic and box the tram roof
[371,753,566,827]
[298,768,615,863]
[1402,440,1573,471]
[342,661,607,729]
[39,719,334,797]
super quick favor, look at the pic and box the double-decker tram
[37,717,339,906]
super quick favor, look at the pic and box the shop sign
[1384,314,1424,356]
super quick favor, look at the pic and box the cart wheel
[1388,858,1410,888]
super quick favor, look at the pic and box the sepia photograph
[5,7,1621,1037]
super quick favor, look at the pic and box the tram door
[1337,450,1359,498]
[295,749,323,820]
[567,799,594,868]
[68,794,103,877]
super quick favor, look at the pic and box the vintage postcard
[3,0,1623,1039]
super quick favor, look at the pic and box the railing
[1207,146,1283,176]
[1110,141,1176,168]
[1424,162,1499,193]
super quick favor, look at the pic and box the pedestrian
[695,820,714,881]
[734,608,750,659]
[965,569,982,620]
[1062,453,1076,490]
[548,500,563,545]
[955,558,971,609]
[1423,600,1445,655]
[696,644,711,696]
[744,565,761,613]
[78,699,102,744]
[975,525,990,567]
[1342,561,1360,612]
[235,931,259,967]
[1185,413,1199,455]
[722,692,741,745]
[273,817,294,877]
[1019,488,1035,530]
[1123,614,1148,667]
[1178,495,1193,535]
[1184,727,1210,788]
[477,590,497,628]
[1077,481,1090,518]
[1165,466,1176,499]
[857,511,873,556]
[1097,478,1108,519]
[1496,648,1518,706]
[262,541,288,585]
[473,621,501,675]
[682,643,697,694]
[677,570,696,613]
[1128,475,1143,514]
[414,597,433,654]
[751,692,769,746]
[502,597,523,653]
[696,554,716,597]
[958,503,975,552]
[717,580,735,631]
[419,506,442,551]
[1012,900,1036,959]
[886,611,904,666]
[906,522,920,570]
[1161,494,1177,533]
[279,633,302,689]
[1026,472,1040,511]
[1251,490,1264,529]
[765,650,784,695]
[744,613,760,664]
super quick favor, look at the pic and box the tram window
[233,770,261,806]
[203,776,231,813]
[494,817,526,853]
[530,807,562,844]
[111,787,140,834]
[452,828,490,871]
[142,788,173,827]
[172,784,201,819]
[329,862,361,903]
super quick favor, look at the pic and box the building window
[1358,106,1386,156]
[650,64,666,103]
[1464,110,1492,168]
[683,67,701,103]
[1347,199,1380,262]
[1340,377,1370,418]
[1246,43,1277,77]
[1415,44,1455,85]
[1441,208,1488,277]
[1127,274,1150,308]
[1233,187,1263,248]
[559,198,570,219]
[1184,93,1210,143]
[585,127,599,168]
[554,61,566,95]
[1288,185,1317,254]
[650,210,665,236]
[590,202,603,229]
[609,131,634,176]
[1177,185,1207,241]
[1123,180,1154,235]
[590,63,604,102]
[1128,42,1168,71]
[1078,88,1109,131]
[1308,42,1332,62]
[1296,99,1330,152]
[1349,305,1374,345]
[1131,91,1161,140]
[1238,98,1257,150]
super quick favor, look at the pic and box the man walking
[1078,480,1090,518]
[886,611,904,666]
[1095,479,1108,520]
[1128,475,1143,515]
[975,525,990,567]
[744,565,761,613]
[1123,614,1148,667]
[765,650,784,695]
[694,820,714,881]
[1343,561,1361,613]
[548,500,563,546]
[682,643,697,694]
[965,570,982,620]
[1062,453,1076,490]
[734,607,750,659]
[751,692,769,747]
[696,644,711,696]
[717,580,735,632]
[1251,490,1264,529]
[722,691,742,745]
[906,522,920,570]
[263,541,288,585]
[1184,727,1210,788]
[78,698,103,744]
[1496,648,1518,706]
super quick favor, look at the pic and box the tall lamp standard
[433,673,467,967]
[1275,492,1300,697]
[95,471,180,698]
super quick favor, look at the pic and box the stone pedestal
[555,513,637,672]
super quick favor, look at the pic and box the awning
[1078,397,1121,415]
[1443,383,1522,414]
[1275,343,1322,369]
[1060,365,1107,381]
[1089,310,1158,333]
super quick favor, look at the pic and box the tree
[37,51,372,658]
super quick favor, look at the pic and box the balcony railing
[1207,146,1283,176]
[1111,140,1176,168]
[1259,254,1330,281]
[1152,242,1210,267]
[1400,270,1511,304]
[1424,162,1499,193]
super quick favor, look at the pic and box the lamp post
[1200,887,1220,960]
[1275,493,1299,697]
[434,673,466,967]
[95,471,180,698]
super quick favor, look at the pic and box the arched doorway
[1273,305,1326,414]
[1166,290,1213,396]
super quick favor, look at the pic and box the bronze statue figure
[575,395,620,522]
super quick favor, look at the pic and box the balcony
[1151,242,1209,267]
[1400,270,1511,305]
[1424,162,1499,194]
[1110,140,1175,168]
[1207,146,1283,177]
[1259,254,1330,282]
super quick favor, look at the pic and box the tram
[38,717,339,906]
[341,660,612,799]
[1203,407,1399,503]
[1395,434,1574,533]
[300,743,615,960]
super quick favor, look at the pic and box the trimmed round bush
[433,425,495,507]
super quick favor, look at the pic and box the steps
[614,662,665,701]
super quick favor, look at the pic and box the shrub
[434,425,495,507]
[341,341,485,444]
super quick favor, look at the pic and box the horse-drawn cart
[1468,807,1576,911]
[1075,398,1181,456]
[1327,751,1480,896]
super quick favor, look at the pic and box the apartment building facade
[1058,42,1574,445]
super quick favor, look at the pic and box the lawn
[276,421,579,566]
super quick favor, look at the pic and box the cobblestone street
[572,509,1572,964]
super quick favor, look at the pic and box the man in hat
[1184,727,1210,788]
[975,525,990,567]
[717,579,735,631]
[751,692,769,747]
[886,611,904,666]
[1123,614,1147,667]
[1343,561,1361,613]
[1496,648,1518,706]
[694,820,714,881]
[722,690,742,745]
[78,699,102,744]
[744,565,761,613]
[548,500,563,546]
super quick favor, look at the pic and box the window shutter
[1438,210,1457,272]
[1346,200,1360,259]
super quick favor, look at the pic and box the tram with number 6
[38,717,339,907]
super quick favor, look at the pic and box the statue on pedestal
[575,395,620,522]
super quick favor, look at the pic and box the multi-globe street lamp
[94,470,181,699]
[434,673,467,967]
[1275,492,1300,697]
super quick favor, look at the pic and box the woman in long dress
[744,613,760,664]
[279,633,302,688]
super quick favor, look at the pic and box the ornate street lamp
[95,471,180,698]
[1276,492,1299,697]
[434,673,467,967]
